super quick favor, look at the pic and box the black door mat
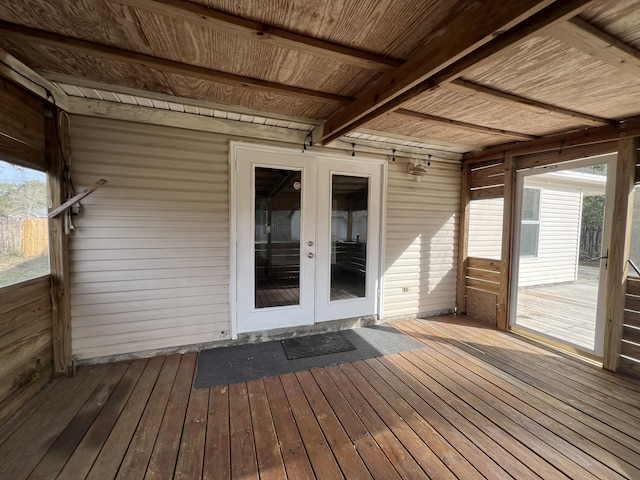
[281,331,356,359]
[195,323,423,388]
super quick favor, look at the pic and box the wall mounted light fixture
[407,159,428,182]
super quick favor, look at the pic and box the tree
[581,195,605,229]
[0,180,47,217]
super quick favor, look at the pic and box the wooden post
[498,156,516,331]
[456,162,471,314]
[603,137,637,372]
[46,106,72,376]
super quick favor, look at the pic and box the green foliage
[581,195,605,229]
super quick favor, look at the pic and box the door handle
[307,252,314,258]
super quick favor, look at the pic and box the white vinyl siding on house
[517,183,582,287]
[383,160,459,318]
[69,116,231,359]
[68,115,460,360]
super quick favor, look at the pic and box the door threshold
[238,315,378,345]
[510,326,602,366]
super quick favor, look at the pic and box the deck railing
[622,276,640,377]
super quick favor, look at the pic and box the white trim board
[68,97,309,145]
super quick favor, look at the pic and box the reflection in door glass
[254,167,301,308]
[330,175,368,300]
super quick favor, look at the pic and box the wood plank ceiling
[0,0,639,155]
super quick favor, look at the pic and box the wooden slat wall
[0,276,52,426]
[469,160,505,200]
[621,277,640,377]
[383,159,460,318]
[68,116,231,360]
[0,76,45,170]
[465,257,501,325]
[462,160,506,325]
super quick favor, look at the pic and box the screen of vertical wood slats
[0,77,46,171]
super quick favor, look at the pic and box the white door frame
[509,153,616,356]
[229,141,387,338]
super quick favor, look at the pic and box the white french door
[233,144,383,334]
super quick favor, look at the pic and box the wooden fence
[0,217,48,256]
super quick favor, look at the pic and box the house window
[520,187,541,257]
[0,160,49,287]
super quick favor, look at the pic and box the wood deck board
[3,316,640,479]
[279,373,344,480]
[0,363,113,479]
[431,319,640,434]
[402,318,638,477]
[407,327,640,476]
[308,368,402,480]
[516,281,599,350]
[228,382,259,480]
[86,356,165,480]
[261,377,314,480]
[57,360,147,480]
[29,361,132,480]
[294,370,373,480]
[323,364,429,479]
[374,354,521,480]
[203,385,230,480]
[174,358,209,480]
[402,343,629,479]
[402,319,640,465]
[336,362,459,480]
[246,380,287,480]
[145,353,197,480]
[116,355,181,480]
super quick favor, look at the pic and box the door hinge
[601,249,609,269]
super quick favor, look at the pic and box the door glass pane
[254,167,301,308]
[514,163,607,353]
[330,175,368,300]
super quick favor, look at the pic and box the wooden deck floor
[516,268,600,351]
[2,316,640,479]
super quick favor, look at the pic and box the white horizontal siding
[518,184,582,287]
[69,116,231,359]
[383,161,460,318]
[468,197,504,259]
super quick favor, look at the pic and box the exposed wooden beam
[0,21,352,105]
[464,116,640,162]
[318,0,595,145]
[46,106,72,376]
[0,48,68,110]
[456,162,471,315]
[396,108,538,141]
[498,156,516,331]
[116,0,402,72]
[516,141,617,170]
[603,137,637,371]
[552,17,640,77]
[445,78,612,126]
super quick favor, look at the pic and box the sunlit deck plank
[1,316,640,479]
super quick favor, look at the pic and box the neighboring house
[469,169,607,288]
